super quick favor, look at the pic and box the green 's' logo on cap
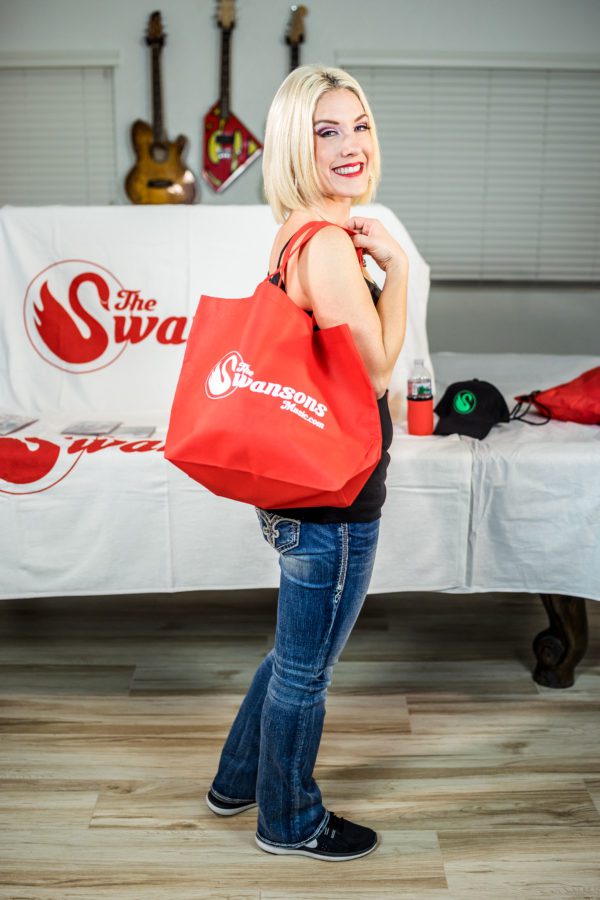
[453,390,477,415]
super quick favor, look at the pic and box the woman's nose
[341,131,361,156]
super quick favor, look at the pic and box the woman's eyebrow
[313,113,368,126]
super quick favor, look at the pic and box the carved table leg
[532,594,588,689]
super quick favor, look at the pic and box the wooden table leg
[532,594,588,689]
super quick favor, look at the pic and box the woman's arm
[296,222,409,397]
[373,259,408,395]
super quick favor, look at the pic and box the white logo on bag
[206,351,243,399]
[205,351,328,427]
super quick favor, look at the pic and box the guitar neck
[286,4,307,74]
[151,45,165,142]
[219,28,231,119]
[290,44,300,72]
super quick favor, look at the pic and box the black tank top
[259,235,394,523]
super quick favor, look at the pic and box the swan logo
[206,351,244,399]
[0,433,167,495]
[0,435,86,494]
[453,390,477,415]
[23,259,189,373]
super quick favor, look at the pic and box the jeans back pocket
[255,509,301,555]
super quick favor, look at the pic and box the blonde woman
[206,64,409,861]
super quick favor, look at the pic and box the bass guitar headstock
[217,0,236,33]
[286,4,308,46]
[145,11,167,49]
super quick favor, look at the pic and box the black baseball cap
[434,378,510,440]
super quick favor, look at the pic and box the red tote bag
[164,220,382,508]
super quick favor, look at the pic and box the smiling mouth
[332,163,365,177]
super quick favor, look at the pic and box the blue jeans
[210,508,380,848]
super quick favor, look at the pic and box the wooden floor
[1,588,599,900]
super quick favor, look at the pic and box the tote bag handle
[266,220,364,285]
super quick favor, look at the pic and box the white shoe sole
[255,833,378,861]
[205,793,257,816]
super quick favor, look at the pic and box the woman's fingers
[346,216,373,233]
[345,216,362,230]
[348,231,370,247]
[345,217,406,273]
[346,218,384,248]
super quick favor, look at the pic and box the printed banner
[0,203,434,599]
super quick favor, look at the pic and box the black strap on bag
[509,391,552,426]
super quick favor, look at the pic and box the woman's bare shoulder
[298,224,361,277]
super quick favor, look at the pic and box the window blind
[0,64,118,206]
[344,63,600,282]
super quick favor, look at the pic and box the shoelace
[322,812,345,840]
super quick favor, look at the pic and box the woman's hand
[345,216,409,274]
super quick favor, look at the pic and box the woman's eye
[316,125,370,138]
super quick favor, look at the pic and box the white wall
[1,0,599,353]
[2,0,599,207]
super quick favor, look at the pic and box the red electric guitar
[202,0,263,192]
[285,5,308,72]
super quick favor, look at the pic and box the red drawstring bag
[164,220,382,507]
[512,365,600,425]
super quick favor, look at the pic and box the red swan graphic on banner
[0,434,167,495]
[34,272,110,363]
[0,437,61,484]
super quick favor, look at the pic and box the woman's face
[312,88,373,201]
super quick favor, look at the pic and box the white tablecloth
[1,352,598,602]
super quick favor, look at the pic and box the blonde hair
[262,64,381,223]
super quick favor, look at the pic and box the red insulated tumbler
[407,358,434,436]
[407,396,434,435]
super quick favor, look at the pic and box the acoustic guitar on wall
[202,0,263,193]
[285,4,308,72]
[125,11,197,204]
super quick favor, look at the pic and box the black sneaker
[206,786,257,816]
[255,811,378,861]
